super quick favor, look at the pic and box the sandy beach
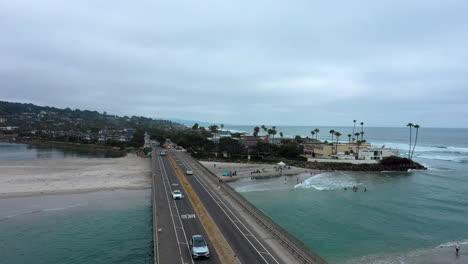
[200,161,318,182]
[0,154,151,198]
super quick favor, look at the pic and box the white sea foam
[376,142,468,154]
[417,154,468,163]
[234,182,290,193]
[344,239,468,264]
[294,172,359,190]
[437,239,468,248]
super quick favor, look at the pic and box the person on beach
[456,242,460,256]
[364,187,367,192]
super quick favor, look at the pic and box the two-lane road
[170,149,284,264]
[152,147,220,264]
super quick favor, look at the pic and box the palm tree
[261,125,267,132]
[352,120,357,142]
[272,128,277,143]
[192,123,199,130]
[360,122,364,134]
[360,131,365,141]
[354,132,360,152]
[329,129,335,154]
[407,123,413,159]
[311,130,315,139]
[354,132,360,141]
[314,128,320,140]
[348,134,352,143]
[411,124,420,159]
[253,126,260,137]
[280,132,284,138]
[209,125,218,137]
[334,132,342,154]
[220,124,224,130]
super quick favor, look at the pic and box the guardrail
[181,152,328,264]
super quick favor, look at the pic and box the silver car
[190,235,210,259]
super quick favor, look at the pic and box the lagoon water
[226,126,468,263]
[0,190,153,264]
[0,142,123,159]
[0,144,152,264]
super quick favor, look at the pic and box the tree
[209,125,218,135]
[311,130,315,139]
[271,126,277,143]
[278,142,300,158]
[411,124,420,159]
[329,129,335,155]
[314,128,320,140]
[220,124,224,130]
[280,132,284,138]
[218,137,242,156]
[360,122,364,133]
[334,131,342,154]
[261,125,267,132]
[360,131,365,141]
[406,123,413,159]
[348,134,352,143]
[192,123,199,130]
[253,126,260,137]
[352,120,357,141]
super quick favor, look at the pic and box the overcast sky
[1,1,468,127]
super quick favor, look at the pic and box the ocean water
[226,126,468,263]
[0,142,123,159]
[0,190,153,264]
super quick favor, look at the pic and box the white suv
[186,170,193,175]
[190,235,210,259]
[172,190,183,200]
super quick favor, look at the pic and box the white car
[172,190,183,200]
[190,235,210,259]
[186,170,193,175]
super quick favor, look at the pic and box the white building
[358,147,400,160]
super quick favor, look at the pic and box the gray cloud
[1,0,468,127]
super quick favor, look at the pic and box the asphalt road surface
[152,147,220,264]
[169,149,284,264]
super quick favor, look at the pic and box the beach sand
[0,154,151,198]
[200,161,318,182]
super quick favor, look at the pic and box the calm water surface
[0,142,123,159]
[0,190,153,264]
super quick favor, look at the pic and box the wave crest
[294,172,359,191]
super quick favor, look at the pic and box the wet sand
[0,154,151,198]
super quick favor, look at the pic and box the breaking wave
[342,238,468,264]
[294,172,360,191]
[417,154,468,163]
[377,142,468,154]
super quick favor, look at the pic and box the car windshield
[174,190,181,194]
[193,237,206,247]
